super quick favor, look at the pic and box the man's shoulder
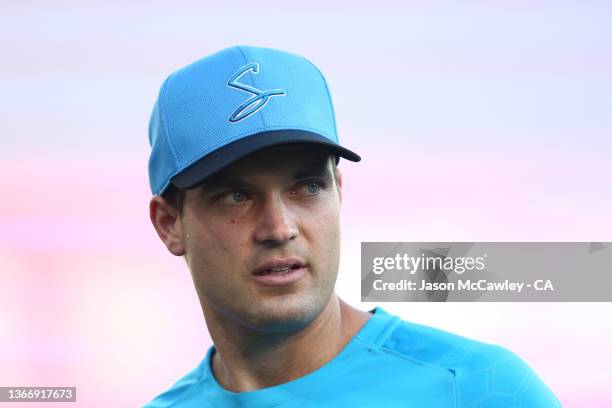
[372,311,561,407]
[142,361,204,408]
[376,314,514,375]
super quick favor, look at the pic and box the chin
[237,294,325,333]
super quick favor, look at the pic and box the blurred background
[1,1,611,406]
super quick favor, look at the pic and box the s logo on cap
[227,62,286,123]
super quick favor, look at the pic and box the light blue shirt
[144,307,561,407]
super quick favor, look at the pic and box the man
[144,46,561,407]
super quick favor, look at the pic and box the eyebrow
[199,158,333,191]
[293,159,333,181]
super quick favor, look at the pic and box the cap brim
[171,129,361,190]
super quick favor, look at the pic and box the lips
[253,258,306,276]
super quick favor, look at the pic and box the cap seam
[159,73,181,170]
[235,46,268,129]
[172,124,335,178]
[298,55,338,142]
[157,179,172,196]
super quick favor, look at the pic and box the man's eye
[218,191,249,205]
[300,180,324,196]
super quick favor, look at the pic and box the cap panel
[161,47,249,167]
[148,97,181,195]
[303,56,340,144]
[240,46,338,143]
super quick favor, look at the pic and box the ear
[149,195,186,256]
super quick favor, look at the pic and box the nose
[253,193,298,245]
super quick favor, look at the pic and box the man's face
[177,144,342,332]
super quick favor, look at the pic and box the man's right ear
[149,195,186,256]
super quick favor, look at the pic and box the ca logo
[227,62,286,123]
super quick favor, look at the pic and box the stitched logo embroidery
[227,62,286,123]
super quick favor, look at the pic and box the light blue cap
[147,45,360,196]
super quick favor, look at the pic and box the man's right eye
[216,190,250,206]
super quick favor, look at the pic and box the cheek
[183,217,249,274]
[301,203,341,259]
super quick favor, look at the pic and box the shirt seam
[353,337,457,407]
[352,337,456,378]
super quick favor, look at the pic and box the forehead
[201,144,334,185]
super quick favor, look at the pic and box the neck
[203,295,370,392]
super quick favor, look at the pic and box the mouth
[254,264,303,276]
[252,258,307,286]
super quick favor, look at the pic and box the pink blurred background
[1,1,611,406]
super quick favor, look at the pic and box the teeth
[257,264,302,276]
[259,266,295,275]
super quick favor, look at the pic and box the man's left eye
[230,191,248,202]
[300,180,323,195]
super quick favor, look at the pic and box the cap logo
[227,62,286,123]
